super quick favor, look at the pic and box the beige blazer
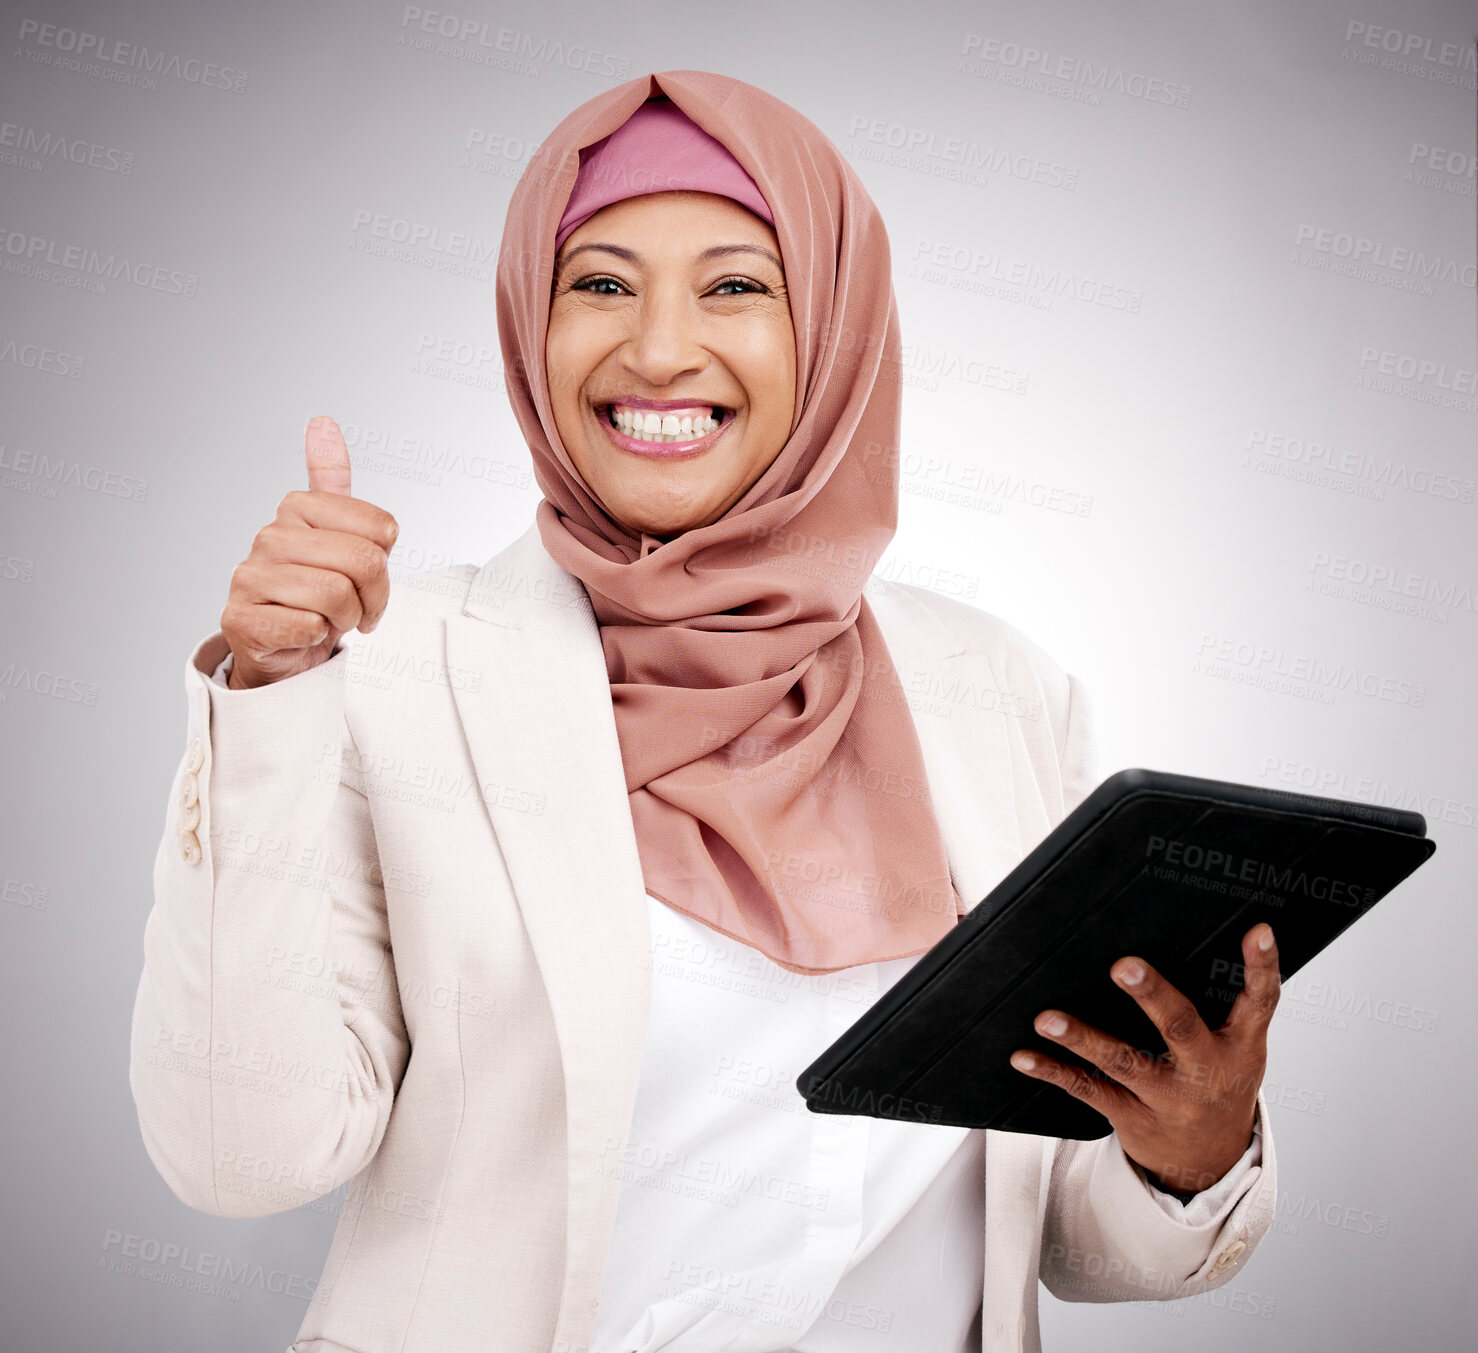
[130,521,1275,1353]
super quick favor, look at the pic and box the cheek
[736,323,797,427]
[543,332,575,405]
[545,311,604,403]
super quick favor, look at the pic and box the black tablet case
[796,768,1436,1140]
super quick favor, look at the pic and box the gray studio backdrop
[2,0,1474,1349]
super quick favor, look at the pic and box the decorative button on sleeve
[1206,1238,1247,1279]
[177,753,203,862]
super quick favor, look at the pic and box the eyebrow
[556,242,784,273]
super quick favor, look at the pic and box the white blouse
[207,653,1263,1349]
[588,892,1263,1353]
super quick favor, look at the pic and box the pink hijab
[495,70,964,974]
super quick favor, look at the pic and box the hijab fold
[495,70,964,974]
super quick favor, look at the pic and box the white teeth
[607,406,722,443]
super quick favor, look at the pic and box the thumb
[304,415,352,495]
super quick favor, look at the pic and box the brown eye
[571,275,628,296]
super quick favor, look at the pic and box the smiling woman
[546,191,797,537]
[130,68,1278,1353]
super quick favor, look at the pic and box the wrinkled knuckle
[1067,1066,1098,1102]
[328,571,357,606]
[1164,1009,1201,1044]
[310,573,347,611]
[355,539,388,580]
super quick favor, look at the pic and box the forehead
[557,191,782,266]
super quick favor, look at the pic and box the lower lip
[598,406,733,459]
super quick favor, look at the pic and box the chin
[609,493,721,538]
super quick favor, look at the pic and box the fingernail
[1258,926,1275,951]
[1038,1012,1068,1036]
[1011,1052,1037,1072]
[1118,960,1146,986]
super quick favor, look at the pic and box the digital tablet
[795,768,1437,1140]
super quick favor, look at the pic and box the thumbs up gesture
[220,416,400,690]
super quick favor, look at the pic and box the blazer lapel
[445,523,654,1342]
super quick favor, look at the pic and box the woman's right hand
[220,416,399,691]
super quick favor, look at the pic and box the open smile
[596,401,736,459]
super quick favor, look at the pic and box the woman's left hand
[1010,922,1280,1195]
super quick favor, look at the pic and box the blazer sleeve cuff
[184,630,356,810]
[1135,1112,1264,1225]
[1078,1091,1273,1292]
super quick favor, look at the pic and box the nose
[619,283,708,388]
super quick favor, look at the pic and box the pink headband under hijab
[555,97,774,252]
